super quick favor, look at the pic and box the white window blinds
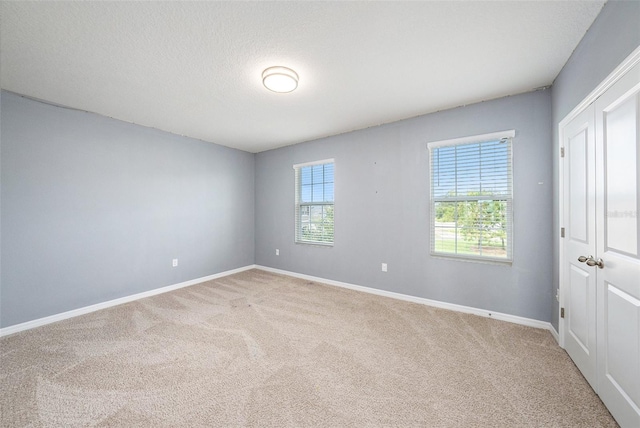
[294,159,335,245]
[429,131,514,262]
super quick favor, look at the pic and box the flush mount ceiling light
[262,66,299,93]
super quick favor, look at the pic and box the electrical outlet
[172,259,178,267]
[276,249,279,256]
[381,263,387,272]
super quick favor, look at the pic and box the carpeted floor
[1,269,617,427]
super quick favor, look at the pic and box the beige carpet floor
[1,269,617,427]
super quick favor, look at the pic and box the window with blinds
[294,159,334,245]
[428,130,514,262]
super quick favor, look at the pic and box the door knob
[578,255,592,263]
[586,257,604,269]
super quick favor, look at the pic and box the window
[294,159,334,245]
[428,130,514,262]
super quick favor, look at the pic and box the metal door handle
[586,257,604,269]
[578,255,592,263]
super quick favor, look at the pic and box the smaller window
[428,130,514,262]
[294,159,335,245]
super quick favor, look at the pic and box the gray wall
[256,89,553,322]
[550,0,640,331]
[0,91,255,328]
[5,1,634,330]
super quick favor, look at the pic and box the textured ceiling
[1,1,605,153]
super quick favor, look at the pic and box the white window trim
[293,158,335,169]
[427,131,514,264]
[428,130,515,149]
[293,159,335,246]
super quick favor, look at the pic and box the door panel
[568,265,590,352]
[595,60,640,427]
[604,95,638,256]
[563,106,598,390]
[569,127,590,243]
[604,283,639,408]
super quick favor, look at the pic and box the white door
[594,60,640,428]
[563,105,598,390]
[562,58,640,427]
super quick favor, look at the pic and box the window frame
[293,158,335,246]
[428,130,515,264]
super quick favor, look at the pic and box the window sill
[295,240,334,247]
[430,252,512,266]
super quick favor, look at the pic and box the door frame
[558,45,640,348]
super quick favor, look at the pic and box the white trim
[292,158,335,169]
[1,264,559,341]
[255,265,555,333]
[557,45,640,348]
[549,324,560,344]
[0,265,257,337]
[558,45,640,132]
[427,129,515,149]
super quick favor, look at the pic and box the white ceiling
[1,1,605,153]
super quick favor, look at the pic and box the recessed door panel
[604,94,638,257]
[605,283,640,412]
[569,265,591,352]
[569,128,589,243]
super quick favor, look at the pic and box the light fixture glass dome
[262,66,299,93]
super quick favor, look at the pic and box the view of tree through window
[294,161,334,244]
[430,135,512,261]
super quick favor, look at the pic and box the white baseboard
[549,324,560,344]
[2,264,558,341]
[0,265,256,337]
[256,265,556,335]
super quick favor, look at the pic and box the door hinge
[561,307,565,318]
[561,147,565,157]
[561,227,565,238]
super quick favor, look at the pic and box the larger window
[428,130,514,262]
[294,159,334,245]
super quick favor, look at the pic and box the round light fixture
[262,66,299,93]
